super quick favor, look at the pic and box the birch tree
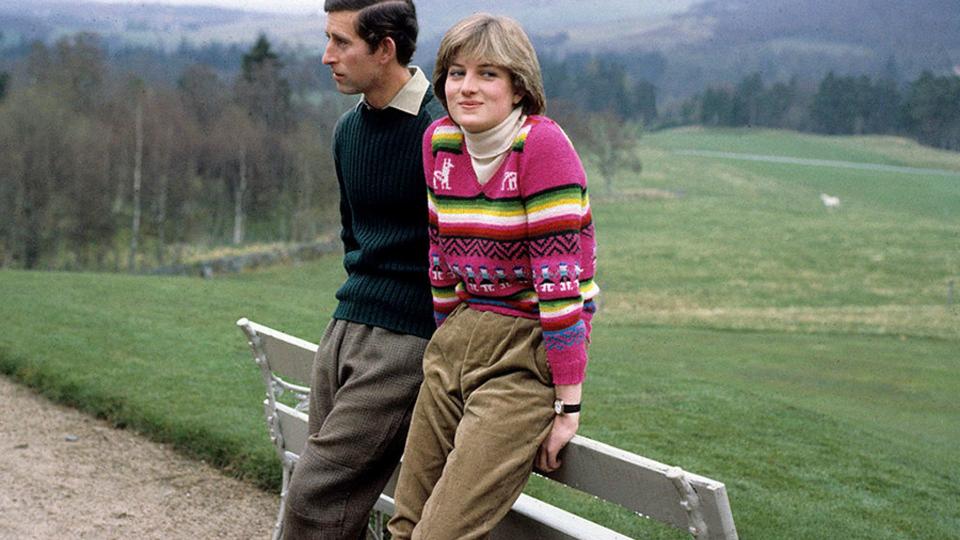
[128,89,145,272]
[211,105,260,246]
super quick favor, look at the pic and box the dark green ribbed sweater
[330,89,445,340]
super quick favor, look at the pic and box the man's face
[322,10,382,96]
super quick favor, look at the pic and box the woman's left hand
[535,412,580,473]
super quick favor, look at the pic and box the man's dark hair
[324,0,418,66]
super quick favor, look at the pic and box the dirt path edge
[0,375,278,539]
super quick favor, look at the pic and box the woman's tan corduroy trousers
[389,305,556,540]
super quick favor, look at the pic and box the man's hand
[535,412,579,473]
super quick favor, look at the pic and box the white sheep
[820,193,841,209]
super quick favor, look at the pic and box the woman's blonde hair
[433,13,546,116]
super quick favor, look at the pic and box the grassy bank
[2,127,958,538]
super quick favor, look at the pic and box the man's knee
[285,449,352,524]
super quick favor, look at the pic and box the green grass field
[2,127,958,538]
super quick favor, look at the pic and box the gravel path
[0,376,278,539]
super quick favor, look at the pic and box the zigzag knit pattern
[529,233,581,257]
[543,323,588,351]
[424,115,598,385]
[440,237,529,259]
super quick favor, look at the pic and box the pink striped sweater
[424,115,599,385]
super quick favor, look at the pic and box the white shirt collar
[363,67,430,116]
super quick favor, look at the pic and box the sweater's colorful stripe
[431,125,463,154]
[511,123,533,152]
[428,186,589,241]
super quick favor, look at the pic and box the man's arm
[332,123,360,255]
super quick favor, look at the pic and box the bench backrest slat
[270,401,309,457]
[374,492,631,539]
[378,465,631,539]
[494,493,634,540]
[244,320,317,386]
[546,435,733,535]
[692,481,738,540]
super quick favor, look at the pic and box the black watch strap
[554,399,582,415]
[561,402,581,414]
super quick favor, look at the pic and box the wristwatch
[554,399,581,415]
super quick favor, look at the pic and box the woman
[388,13,598,539]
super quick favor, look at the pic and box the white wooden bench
[238,318,738,540]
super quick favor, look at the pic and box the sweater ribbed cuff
[547,346,588,385]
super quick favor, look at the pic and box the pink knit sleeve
[423,121,462,326]
[519,119,598,385]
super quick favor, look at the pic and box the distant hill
[0,0,695,48]
[582,0,960,98]
[2,0,957,101]
[0,0,273,49]
[681,0,960,54]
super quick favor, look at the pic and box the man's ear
[377,37,398,65]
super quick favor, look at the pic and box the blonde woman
[388,13,599,539]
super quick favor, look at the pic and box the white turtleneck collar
[462,107,526,186]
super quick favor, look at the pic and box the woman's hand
[535,412,580,473]
[536,383,582,473]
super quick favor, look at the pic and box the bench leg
[367,510,388,540]
[274,464,291,540]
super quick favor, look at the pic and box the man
[281,1,444,538]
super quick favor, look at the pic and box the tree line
[540,52,658,126]
[0,33,340,271]
[677,69,960,151]
[0,33,652,272]
[2,30,957,272]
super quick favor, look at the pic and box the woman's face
[445,55,522,133]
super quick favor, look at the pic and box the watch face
[554,400,563,414]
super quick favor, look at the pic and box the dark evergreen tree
[242,34,279,83]
[902,72,960,150]
[864,77,901,133]
[632,80,659,125]
[759,78,800,128]
[731,73,764,126]
[811,72,861,134]
[699,87,734,126]
[689,74,806,129]
[540,53,657,124]
[881,55,901,85]
[236,34,291,131]
[811,72,904,135]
